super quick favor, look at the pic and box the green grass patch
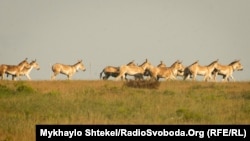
[0,80,250,140]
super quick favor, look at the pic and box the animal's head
[77,60,86,71]
[30,59,40,70]
[232,60,243,71]
[175,60,185,72]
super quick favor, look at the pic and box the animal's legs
[51,72,58,80]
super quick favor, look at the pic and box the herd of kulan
[0,58,244,82]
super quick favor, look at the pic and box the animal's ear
[25,58,28,61]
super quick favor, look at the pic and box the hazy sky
[0,0,249,81]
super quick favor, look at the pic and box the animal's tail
[183,68,190,80]
[100,70,103,80]
[50,63,54,80]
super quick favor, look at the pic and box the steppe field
[0,80,250,140]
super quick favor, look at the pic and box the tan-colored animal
[157,61,167,67]
[183,59,219,81]
[176,67,186,78]
[146,60,185,81]
[144,61,167,78]
[99,60,137,80]
[51,60,86,80]
[115,59,153,81]
[0,58,30,80]
[212,60,243,82]
[100,66,119,80]
[7,59,40,80]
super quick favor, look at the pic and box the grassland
[0,80,250,140]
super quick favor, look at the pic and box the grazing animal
[212,60,243,82]
[51,60,86,80]
[99,60,137,80]
[183,59,219,81]
[7,59,40,80]
[146,60,185,81]
[0,58,31,80]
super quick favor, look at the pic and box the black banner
[36,124,250,140]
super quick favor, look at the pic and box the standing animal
[51,60,86,80]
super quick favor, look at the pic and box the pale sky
[0,0,249,81]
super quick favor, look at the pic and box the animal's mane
[18,58,28,65]
[228,60,239,66]
[30,60,36,64]
[170,60,181,67]
[189,60,199,66]
[73,60,82,66]
[127,60,136,66]
[139,59,149,67]
[207,59,218,66]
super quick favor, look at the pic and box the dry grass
[124,79,160,89]
[0,80,250,140]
